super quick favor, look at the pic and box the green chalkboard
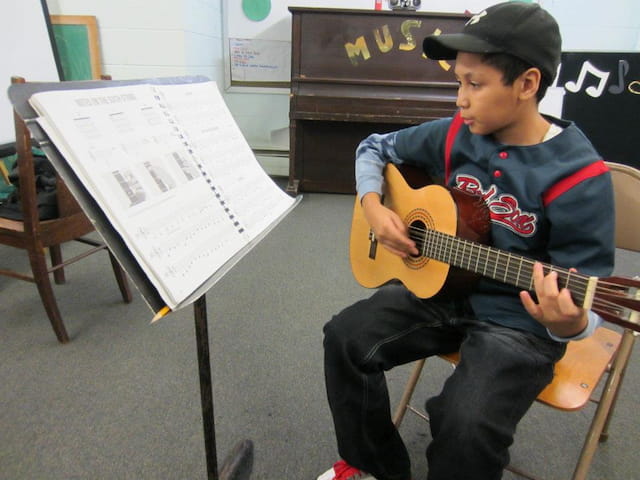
[50,15,101,81]
[52,24,92,80]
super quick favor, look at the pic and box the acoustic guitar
[350,163,640,332]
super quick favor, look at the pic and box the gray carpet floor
[1,187,639,480]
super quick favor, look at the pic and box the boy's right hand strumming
[361,192,419,259]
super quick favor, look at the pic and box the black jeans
[323,284,566,480]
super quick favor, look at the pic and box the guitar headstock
[593,276,640,332]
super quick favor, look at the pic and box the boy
[319,2,614,480]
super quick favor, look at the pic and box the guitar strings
[592,298,624,315]
[405,224,639,327]
[407,224,590,291]
[407,224,638,305]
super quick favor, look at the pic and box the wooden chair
[392,161,639,480]
[0,77,131,343]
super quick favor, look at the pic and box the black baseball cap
[422,1,561,83]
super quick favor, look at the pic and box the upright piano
[287,7,467,194]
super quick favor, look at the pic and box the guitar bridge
[368,230,378,259]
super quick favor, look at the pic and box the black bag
[0,153,58,220]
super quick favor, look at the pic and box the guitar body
[350,163,491,298]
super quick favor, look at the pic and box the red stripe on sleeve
[444,111,464,184]
[542,160,609,206]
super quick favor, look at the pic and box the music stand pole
[193,295,254,480]
[193,295,219,479]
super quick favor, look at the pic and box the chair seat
[538,327,621,410]
[438,327,621,411]
[0,211,94,249]
[0,216,24,232]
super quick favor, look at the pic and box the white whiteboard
[1,0,60,146]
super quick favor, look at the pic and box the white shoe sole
[317,467,335,480]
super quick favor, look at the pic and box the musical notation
[30,81,297,308]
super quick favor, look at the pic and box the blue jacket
[355,114,615,339]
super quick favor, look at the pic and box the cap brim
[423,33,501,59]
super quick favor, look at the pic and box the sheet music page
[155,81,295,238]
[29,82,296,308]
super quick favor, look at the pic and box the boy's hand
[520,262,588,338]
[361,192,419,258]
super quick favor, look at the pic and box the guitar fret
[482,245,489,277]
[520,260,532,290]
[492,250,500,280]
[516,260,522,286]
[431,231,438,260]
[528,262,535,289]
[525,262,534,289]
[504,253,511,283]
[446,236,450,262]
[506,255,523,287]
[442,235,448,263]
[441,233,447,263]
[455,237,464,268]
[452,236,459,267]
[462,239,470,269]
[424,232,430,258]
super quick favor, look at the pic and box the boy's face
[454,52,524,141]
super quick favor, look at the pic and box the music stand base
[219,439,254,480]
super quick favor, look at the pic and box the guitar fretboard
[409,225,592,306]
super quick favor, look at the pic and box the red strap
[445,111,464,184]
[542,160,609,206]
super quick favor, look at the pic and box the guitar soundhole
[404,209,433,270]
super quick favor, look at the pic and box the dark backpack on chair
[0,152,58,221]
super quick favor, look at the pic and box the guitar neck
[412,226,596,308]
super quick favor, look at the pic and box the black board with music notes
[557,52,639,169]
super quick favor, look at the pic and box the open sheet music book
[28,80,299,311]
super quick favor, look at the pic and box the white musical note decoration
[565,60,610,98]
